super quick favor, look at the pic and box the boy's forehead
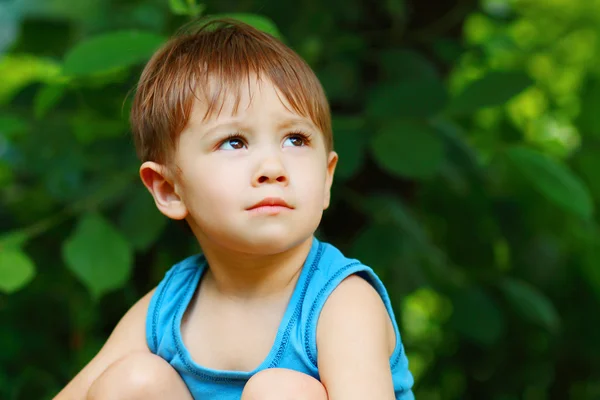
[189,75,315,130]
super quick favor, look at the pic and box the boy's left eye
[283,133,309,147]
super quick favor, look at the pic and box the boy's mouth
[247,197,293,211]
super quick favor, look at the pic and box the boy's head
[132,19,338,254]
[131,18,333,167]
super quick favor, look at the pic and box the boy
[55,19,414,400]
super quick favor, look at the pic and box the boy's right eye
[218,135,246,150]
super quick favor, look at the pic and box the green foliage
[0,250,36,294]
[63,31,166,76]
[63,213,134,301]
[371,120,445,179]
[2,0,600,399]
[208,14,281,39]
[447,71,533,115]
[450,286,505,347]
[505,146,593,219]
[499,278,560,332]
[169,0,205,17]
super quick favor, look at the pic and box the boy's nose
[252,156,288,186]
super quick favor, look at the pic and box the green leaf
[169,0,190,15]
[0,249,36,294]
[0,231,29,250]
[577,78,600,138]
[574,147,600,200]
[62,213,133,300]
[34,84,66,119]
[350,223,403,270]
[168,0,204,17]
[448,71,533,114]
[70,113,128,144]
[500,278,560,332]
[506,146,594,219]
[367,79,448,119]
[63,31,166,76]
[332,116,367,180]
[363,194,446,270]
[378,49,438,82]
[451,286,505,346]
[370,120,445,179]
[0,114,28,138]
[581,228,600,302]
[118,187,167,251]
[0,54,62,105]
[209,14,281,39]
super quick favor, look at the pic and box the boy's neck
[198,235,314,300]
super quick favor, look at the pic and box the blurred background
[1,0,600,398]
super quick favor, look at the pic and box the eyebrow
[200,117,317,138]
[276,118,316,131]
[201,121,244,138]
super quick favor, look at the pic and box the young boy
[55,19,414,400]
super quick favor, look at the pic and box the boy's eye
[219,136,246,150]
[283,133,309,147]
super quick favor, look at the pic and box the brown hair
[130,18,332,165]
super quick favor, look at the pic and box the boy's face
[144,76,337,255]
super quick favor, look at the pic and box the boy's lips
[247,197,293,210]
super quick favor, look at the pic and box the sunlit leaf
[402,288,452,345]
[169,0,190,15]
[118,187,167,251]
[0,231,29,250]
[168,0,204,17]
[63,31,166,76]
[62,213,133,300]
[451,286,505,346]
[367,79,448,119]
[34,84,66,119]
[0,249,36,294]
[506,146,593,219]
[370,120,445,179]
[500,278,560,332]
[448,71,534,114]
[0,54,62,104]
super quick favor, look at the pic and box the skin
[54,75,398,400]
[142,75,338,300]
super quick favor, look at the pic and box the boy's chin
[229,232,313,256]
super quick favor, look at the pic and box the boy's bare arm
[54,288,156,400]
[316,275,397,400]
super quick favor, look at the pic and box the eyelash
[218,131,313,148]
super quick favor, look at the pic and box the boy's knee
[242,368,327,400]
[87,352,191,400]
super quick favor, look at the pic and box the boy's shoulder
[311,239,376,284]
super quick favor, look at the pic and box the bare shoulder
[54,287,156,400]
[315,274,397,399]
[318,274,395,353]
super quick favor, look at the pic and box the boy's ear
[140,161,188,220]
[323,151,338,210]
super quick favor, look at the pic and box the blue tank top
[146,237,414,399]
